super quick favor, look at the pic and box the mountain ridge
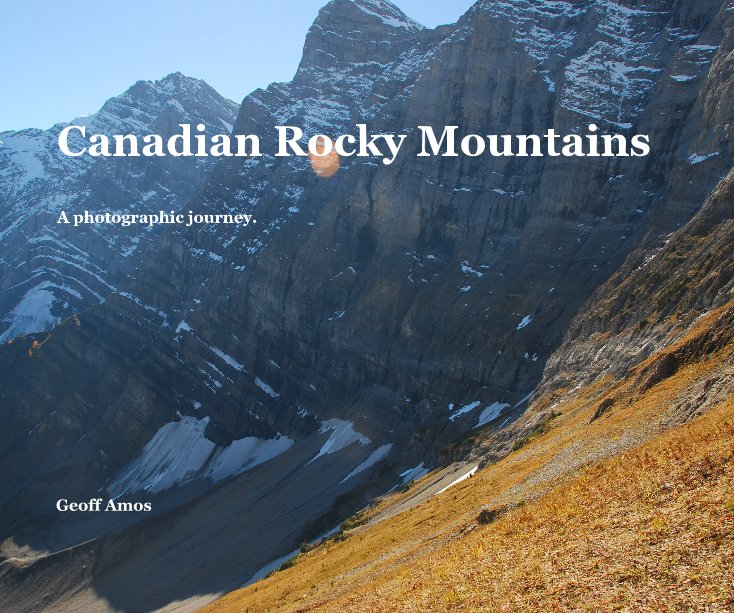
[0,73,239,342]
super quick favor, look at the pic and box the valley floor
[203,306,734,612]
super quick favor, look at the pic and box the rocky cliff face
[142,0,733,452]
[540,166,734,402]
[1,0,733,610]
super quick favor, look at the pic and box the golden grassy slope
[203,307,734,612]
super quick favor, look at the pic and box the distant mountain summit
[0,73,238,341]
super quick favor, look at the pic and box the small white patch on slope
[436,465,479,495]
[475,402,511,428]
[309,418,370,463]
[341,444,393,482]
[517,315,533,330]
[255,377,280,398]
[203,435,294,481]
[0,283,58,342]
[449,401,481,421]
[400,462,429,484]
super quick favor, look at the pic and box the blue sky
[1,0,476,132]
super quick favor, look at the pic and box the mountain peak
[157,71,188,87]
[342,0,424,30]
[112,72,236,115]
[296,0,423,78]
[156,71,203,89]
[149,71,209,96]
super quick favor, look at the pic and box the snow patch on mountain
[255,377,280,398]
[0,283,59,342]
[449,401,481,421]
[175,321,193,334]
[350,0,424,30]
[309,418,371,463]
[108,415,295,496]
[475,402,511,428]
[688,152,720,165]
[436,465,479,495]
[517,315,533,330]
[108,416,215,496]
[0,132,47,188]
[207,344,246,372]
[400,462,430,484]
[342,443,393,482]
[202,435,294,481]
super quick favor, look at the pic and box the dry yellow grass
[336,400,734,611]
[203,308,734,612]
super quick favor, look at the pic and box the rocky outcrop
[540,166,734,395]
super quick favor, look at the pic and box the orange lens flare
[309,137,341,178]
